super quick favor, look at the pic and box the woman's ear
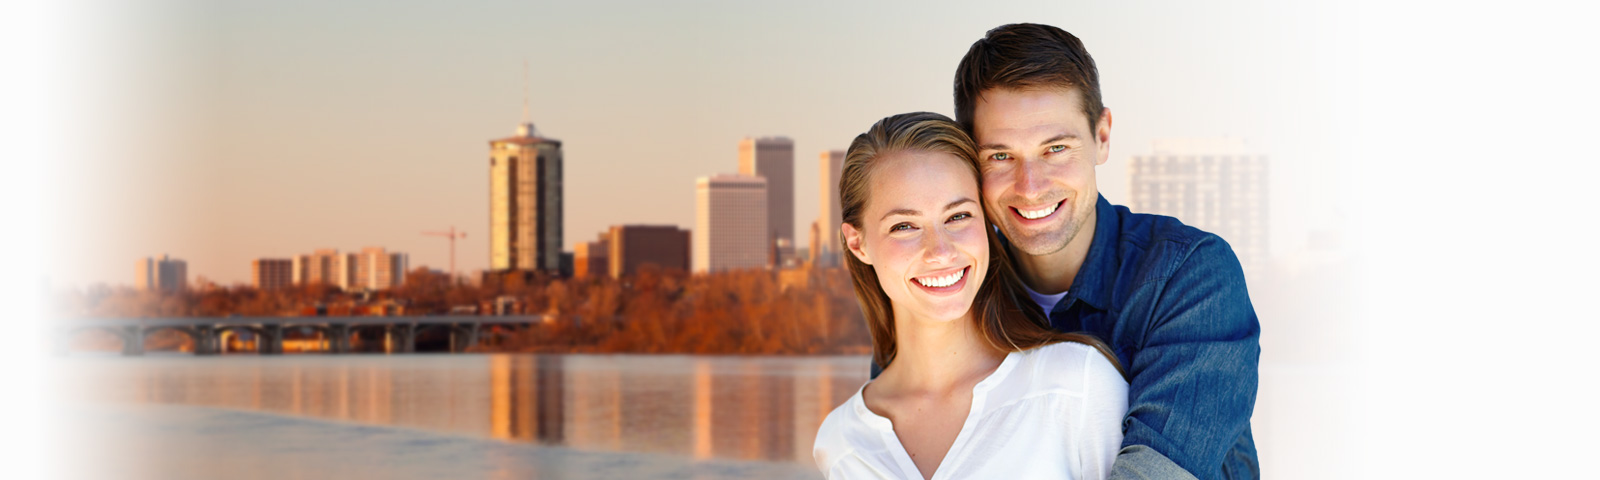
[841,222,871,265]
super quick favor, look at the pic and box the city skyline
[46,1,1345,287]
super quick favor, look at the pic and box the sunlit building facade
[573,235,609,279]
[695,175,768,273]
[1129,138,1269,270]
[738,137,794,267]
[607,225,691,278]
[136,254,187,292]
[251,258,294,290]
[815,149,844,267]
[354,247,408,291]
[490,122,564,274]
[292,248,357,290]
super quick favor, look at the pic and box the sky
[43,0,1348,287]
[14,0,1600,474]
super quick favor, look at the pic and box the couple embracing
[813,24,1260,480]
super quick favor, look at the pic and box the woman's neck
[879,308,1006,394]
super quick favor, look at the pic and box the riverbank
[61,403,823,480]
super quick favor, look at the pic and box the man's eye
[890,223,914,232]
[948,212,972,223]
[1047,145,1067,153]
[989,152,1011,161]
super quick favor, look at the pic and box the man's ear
[841,222,871,265]
[1094,107,1112,166]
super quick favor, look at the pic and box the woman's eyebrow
[880,198,976,221]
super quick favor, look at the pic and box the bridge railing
[55,315,553,356]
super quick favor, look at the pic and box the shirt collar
[1063,194,1118,312]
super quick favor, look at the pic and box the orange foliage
[52,266,873,355]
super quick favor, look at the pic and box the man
[955,23,1261,479]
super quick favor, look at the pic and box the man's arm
[1109,445,1199,480]
[1110,235,1261,480]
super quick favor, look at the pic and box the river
[55,353,870,480]
[53,351,1348,479]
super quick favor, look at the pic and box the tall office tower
[573,234,609,279]
[135,258,153,291]
[817,149,845,267]
[694,175,769,273]
[1129,138,1269,270]
[136,254,187,292]
[159,257,187,292]
[738,137,794,267]
[607,225,691,279]
[251,258,294,290]
[490,121,564,274]
[353,247,408,290]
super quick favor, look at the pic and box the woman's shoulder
[1015,342,1128,394]
[812,385,882,473]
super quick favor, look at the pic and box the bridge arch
[277,323,338,353]
[140,325,199,353]
[216,325,269,354]
[61,325,135,354]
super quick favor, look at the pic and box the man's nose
[1014,158,1051,199]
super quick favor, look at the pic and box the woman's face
[843,149,989,324]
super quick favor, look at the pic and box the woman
[813,112,1128,480]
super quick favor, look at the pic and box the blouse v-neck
[852,350,1022,480]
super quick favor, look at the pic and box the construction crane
[422,226,467,282]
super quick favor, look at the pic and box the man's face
[971,87,1108,258]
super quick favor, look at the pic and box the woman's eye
[947,212,972,223]
[1047,145,1067,153]
[989,152,1011,161]
[890,223,914,232]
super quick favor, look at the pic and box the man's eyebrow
[1040,133,1079,146]
[976,134,1079,152]
[879,198,977,221]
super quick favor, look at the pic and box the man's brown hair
[953,23,1104,132]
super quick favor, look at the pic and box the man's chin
[1002,230,1071,257]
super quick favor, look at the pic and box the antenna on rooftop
[521,59,530,124]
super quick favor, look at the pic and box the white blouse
[813,342,1128,480]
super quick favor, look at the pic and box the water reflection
[63,354,870,465]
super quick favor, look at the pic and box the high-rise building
[607,225,691,278]
[817,149,845,267]
[136,255,187,292]
[354,247,408,291]
[695,175,768,273]
[490,121,564,274]
[573,235,609,279]
[292,248,356,290]
[135,259,152,291]
[1129,138,1269,269]
[738,137,794,267]
[251,258,294,290]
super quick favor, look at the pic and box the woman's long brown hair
[840,111,1126,379]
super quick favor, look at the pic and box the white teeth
[1019,202,1058,220]
[915,268,965,288]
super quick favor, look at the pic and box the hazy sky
[17,2,1600,474]
[48,0,1346,287]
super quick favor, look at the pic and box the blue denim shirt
[1053,195,1261,480]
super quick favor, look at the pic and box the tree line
[53,265,872,356]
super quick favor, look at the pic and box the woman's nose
[923,229,958,264]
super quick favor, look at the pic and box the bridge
[55,315,551,355]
